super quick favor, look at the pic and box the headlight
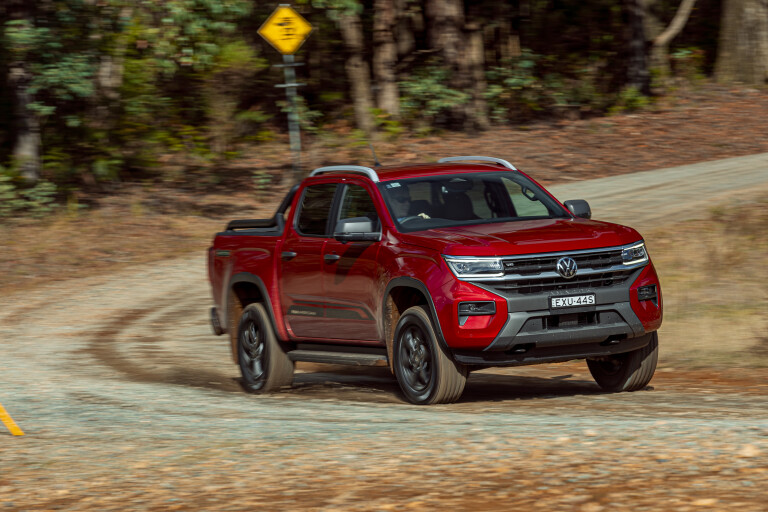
[443,256,504,279]
[622,242,648,266]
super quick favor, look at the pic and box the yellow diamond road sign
[258,6,313,55]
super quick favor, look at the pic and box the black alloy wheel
[238,314,266,391]
[392,305,467,405]
[236,303,294,393]
[398,322,434,395]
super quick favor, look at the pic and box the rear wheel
[393,305,467,404]
[237,303,294,393]
[587,332,658,392]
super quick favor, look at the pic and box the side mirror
[564,199,591,219]
[333,217,381,243]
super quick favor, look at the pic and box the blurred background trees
[0,0,765,195]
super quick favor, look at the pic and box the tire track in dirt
[81,295,242,393]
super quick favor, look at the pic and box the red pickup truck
[208,156,662,404]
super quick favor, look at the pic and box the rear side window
[296,183,338,236]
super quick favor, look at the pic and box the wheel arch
[227,272,282,364]
[381,277,450,370]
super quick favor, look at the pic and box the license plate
[551,294,595,309]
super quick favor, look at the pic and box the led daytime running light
[622,242,648,266]
[444,257,504,278]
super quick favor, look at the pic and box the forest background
[0,0,766,216]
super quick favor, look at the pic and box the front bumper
[437,261,662,365]
[453,332,654,366]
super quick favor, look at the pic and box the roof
[377,162,516,181]
[308,161,517,183]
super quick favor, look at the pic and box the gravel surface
[1,155,767,511]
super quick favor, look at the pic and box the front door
[321,183,383,342]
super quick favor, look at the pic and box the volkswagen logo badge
[556,257,578,279]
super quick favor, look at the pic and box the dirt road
[1,154,767,510]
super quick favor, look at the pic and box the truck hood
[398,218,642,256]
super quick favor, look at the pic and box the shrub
[399,60,470,129]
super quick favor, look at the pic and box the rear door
[279,182,339,338]
[320,183,383,342]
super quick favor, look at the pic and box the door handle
[324,253,340,264]
[281,251,297,261]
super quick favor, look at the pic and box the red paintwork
[629,261,663,333]
[208,165,663,352]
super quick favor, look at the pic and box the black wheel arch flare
[382,276,452,353]
[227,272,283,341]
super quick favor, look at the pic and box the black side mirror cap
[334,232,381,243]
[564,199,591,219]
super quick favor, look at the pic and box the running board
[287,350,389,367]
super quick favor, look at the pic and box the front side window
[379,172,568,232]
[296,183,338,236]
[336,184,380,231]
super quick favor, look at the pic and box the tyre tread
[395,305,467,405]
[238,303,294,393]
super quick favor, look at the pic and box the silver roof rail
[438,156,517,171]
[309,165,379,182]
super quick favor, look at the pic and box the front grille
[479,270,633,294]
[472,247,633,295]
[501,249,623,276]
[519,310,623,332]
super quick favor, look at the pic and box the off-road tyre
[587,332,659,392]
[392,305,468,404]
[237,303,294,393]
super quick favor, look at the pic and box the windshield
[379,172,569,232]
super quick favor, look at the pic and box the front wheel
[587,332,659,392]
[237,303,294,393]
[392,305,467,405]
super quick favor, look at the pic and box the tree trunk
[373,0,400,117]
[425,0,475,129]
[338,11,375,136]
[626,0,651,94]
[394,0,416,59]
[642,1,668,75]
[465,23,489,130]
[6,1,41,182]
[715,0,768,84]
[646,0,697,75]
[9,66,41,183]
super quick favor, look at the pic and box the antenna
[368,142,382,167]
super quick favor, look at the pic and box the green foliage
[0,0,710,192]
[486,51,611,123]
[0,0,258,184]
[235,108,272,125]
[132,0,253,73]
[399,62,470,128]
[252,170,271,199]
[608,86,651,115]
[277,97,323,135]
[310,0,363,20]
[0,172,58,218]
[670,47,706,81]
[371,108,403,140]
[486,51,545,122]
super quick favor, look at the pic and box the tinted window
[337,185,379,229]
[296,183,337,236]
[503,177,550,217]
[379,172,567,232]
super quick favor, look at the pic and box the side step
[287,350,389,367]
